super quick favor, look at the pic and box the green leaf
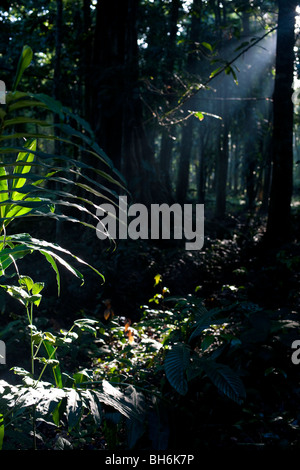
[164,343,190,396]
[83,390,102,426]
[5,233,104,283]
[31,282,44,296]
[73,369,92,384]
[33,93,64,120]
[7,99,47,113]
[40,251,60,296]
[210,66,223,79]
[3,117,51,128]
[189,315,226,342]
[194,111,204,121]
[0,244,32,271]
[66,389,82,431]
[202,42,213,52]
[0,285,31,307]
[43,339,62,388]
[12,45,33,92]
[224,65,239,85]
[200,360,246,404]
[11,139,36,192]
[96,381,140,421]
[18,275,34,292]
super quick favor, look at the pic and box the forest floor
[1,207,300,450]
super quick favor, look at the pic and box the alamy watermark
[292,87,300,106]
[96,196,204,251]
[0,80,6,105]
[291,340,300,365]
[0,341,5,365]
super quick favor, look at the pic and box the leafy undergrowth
[0,213,300,450]
[1,236,300,450]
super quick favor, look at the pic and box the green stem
[35,345,58,386]
[34,324,75,388]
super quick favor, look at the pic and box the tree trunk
[197,127,206,204]
[175,0,202,202]
[159,127,174,198]
[176,120,194,203]
[266,0,297,244]
[90,0,128,171]
[122,0,164,204]
[244,105,257,211]
[215,100,229,218]
[53,0,63,103]
[159,0,181,201]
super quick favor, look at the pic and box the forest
[0,0,299,456]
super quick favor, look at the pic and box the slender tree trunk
[260,107,273,213]
[215,97,229,218]
[197,127,206,204]
[159,127,174,198]
[233,137,239,195]
[176,120,194,202]
[122,0,164,204]
[159,0,181,200]
[175,0,202,202]
[244,105,257,211]
[266,0,297,244]
[53,0,63,103]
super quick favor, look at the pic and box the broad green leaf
[32,282,44,296]
[66,389,82,431]
[164,343,190,396]
[96,381,140,421]
[3,117,52,128]
[6,91,30,103]
[7,99,47,113]
[82,390,102,426]
[2,198,54,227]
[12,139,36,192]
[5,233,105,282]
[0,244,32,271]
[200,360,246,404]
[0,285,30,307]
[18,275,34,292]
[12,45,33,92]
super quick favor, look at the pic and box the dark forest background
[0,0,300,452]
